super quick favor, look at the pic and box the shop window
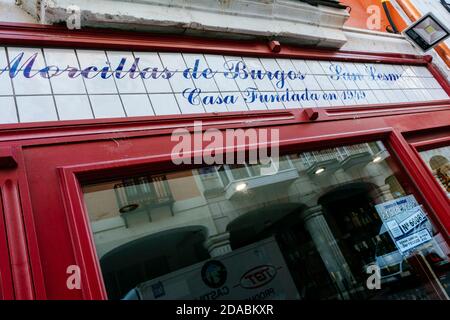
[419,146,450,197]
[385,175,406,199]
[82,141,450,300]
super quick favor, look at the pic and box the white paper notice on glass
[375,195,433,255]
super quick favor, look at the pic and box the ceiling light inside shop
[315,167,325,175]
[373,156,382,163]
[235,182,248,192]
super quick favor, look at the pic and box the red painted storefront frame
[0,23,448,300]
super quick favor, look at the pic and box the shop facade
[0,2,449,300]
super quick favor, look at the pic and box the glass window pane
[82,141,450,300]
[419,145,450,198]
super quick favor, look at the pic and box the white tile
[242,57,275,92]
[396,76,409,90]
[261,92,286,110]
[283,98,302,109]
[423,77,442,89]
[214,74,240,92]
[315,95,331,107]
[275,58,296,71]
[7,47,46,70]
[55,95,93,120]
[403,89,422,102]
[142,75,173,94]
[259,57,282,71]
[0,75,13,95]
[357,78,375,91]
[246,100,267,111]
[195,92,228,113]
[44,48,80,69]
[0,97,18,124]
[326,91,344,107]
[285,77,307,91]
[12,73,52,95]
[182,54,210,72]
[300,92,319,107]
[233,75,257,92]
[418,89,434,101]
[275,58,307,91]
[314,75,335,91]
[305,61,325,75]
[159,53,187,71]
[204,54,228,72]
[373,90,390,103]
[90,95,125,118]
[175,93,205,114]
[168,72,196,93]
[365,77,380,90]
[241,88,267,110]
[17,95,57,122]
[302,74,321,91]
[290,59,312,76]
[392,64,405,75]
[50,71,86,94]
[401,76,416,89]
[191,74,220,93]
[354,63,370,76]
[84,74,118,94]
[364,91,379,104]
[0,47,9,69]
[409,77,424,89]
[76,50,109,69]
[106,51,138,71]
[329,74,349,90]
[384,90,403,103]
[411,66,433,78]
[121,94,154,117]
[401,65,416,77]
[259,58,292,91]
[150,93,181,115]
[429,89,449,100]
[224,92,248,112]
[319,61,335,75]
[133,52,165,69]
[342,62,360,74]
[114,75,146,94]
[395,90,409,103]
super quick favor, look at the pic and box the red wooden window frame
[0,22,448,300]
[54,115,450,300]
[405,128,450,206]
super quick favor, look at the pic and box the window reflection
[420,145,450,197]
[82,141,450,300]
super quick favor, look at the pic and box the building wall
[0,0,36,23]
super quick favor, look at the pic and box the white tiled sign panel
[0,47,448,124]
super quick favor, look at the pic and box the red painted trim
[0,102,448,146]
[0,22,431,65]
[14,150,47,299]
[58,168,107,300]
[389,130,450,238]
[1,179,34,299]
[0,192,14,299]
[0,147,18,168]
[410,136,450,152]
[428,61,450,96]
